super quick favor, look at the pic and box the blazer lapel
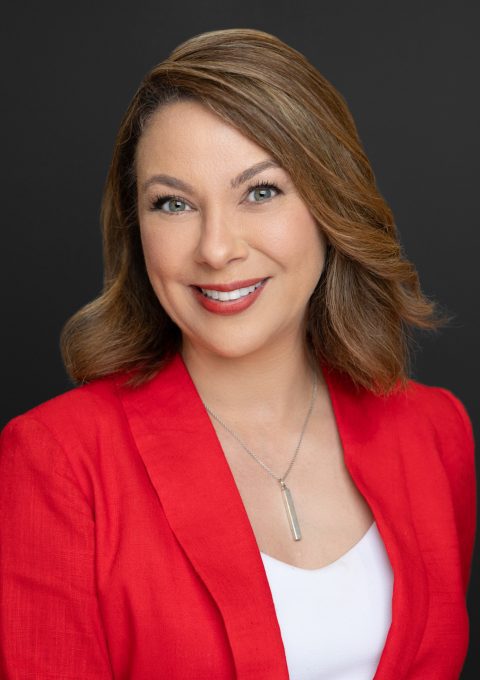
[323,366,429,679]
[118,353,289,679]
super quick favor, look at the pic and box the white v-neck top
[260,522,394,680]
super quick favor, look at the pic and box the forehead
[135,100,274,182]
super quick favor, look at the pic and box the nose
[194,208,249,269]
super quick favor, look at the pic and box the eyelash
[148,180,282,213]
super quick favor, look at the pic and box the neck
[181,336,320,427]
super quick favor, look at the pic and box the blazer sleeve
[0,415,113,679]
[436,388,477,595]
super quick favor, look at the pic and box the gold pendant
[280,481,302,541]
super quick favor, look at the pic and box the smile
[191,278,269,315]
[199,280,264,301]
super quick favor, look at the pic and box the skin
[136,100,373,569]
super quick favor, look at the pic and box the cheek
[268,210,326,277]
[139,233,187,322]
[139,225,185,286]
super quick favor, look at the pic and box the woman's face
[136,100,327,360]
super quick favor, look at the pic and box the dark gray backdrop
[1,1,478,676]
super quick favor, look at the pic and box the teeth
[200,280,264,301]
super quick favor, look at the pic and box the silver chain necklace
[203,371,318,541]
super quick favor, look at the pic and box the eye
[150,195,193,214]
[246,182,281,203]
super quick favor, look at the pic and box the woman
[0,28,475,680]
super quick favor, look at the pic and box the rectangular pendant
[280,482,302,541]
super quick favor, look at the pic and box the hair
[61,28,443,394]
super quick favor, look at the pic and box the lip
[191,277,269,315]
[191,278,266,292]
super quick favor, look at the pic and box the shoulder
[1,374,125,453]
[326,364,474,451]
[396,379,474,451]
[1,355,186,458]
[336,369,476,475]
[0,373,141,504]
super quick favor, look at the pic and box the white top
[260,522,393,680]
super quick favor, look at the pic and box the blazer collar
[119,354,428,679]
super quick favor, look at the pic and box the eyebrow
[141,159,281,194]
[230,159,281,188]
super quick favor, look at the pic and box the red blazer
[0,354,476,679]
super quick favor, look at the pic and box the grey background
[1,1,478,675]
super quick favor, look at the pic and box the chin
[185,330,272,361]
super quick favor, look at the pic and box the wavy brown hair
[61,28,442,394]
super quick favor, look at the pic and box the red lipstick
[192,278,265,292]
[191,277,269,315]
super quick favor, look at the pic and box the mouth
[190,277,269,315]
[192,277,269,302]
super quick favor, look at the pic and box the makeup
[191,278,269,315]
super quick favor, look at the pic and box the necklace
[203,370,318,541]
